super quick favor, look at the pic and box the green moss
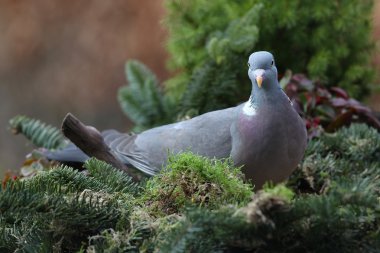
[140,152,253,216]
[262,183,295,202]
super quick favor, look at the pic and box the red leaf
[330,87,349,99]
[316,86,331,98]
[346,99,371,113]
[325,110,354,132]
[292,74,306,83]
[305,119,312,129]
[330,98,349,107]
[360,112,380,130]
[313,117,321,125]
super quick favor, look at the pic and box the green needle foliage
[0,158,139,252]
[118,60,176,131]
[164,0,374,117]
[9,115,67,150]
[166,2,262,115]
[0,182,121,252]
[157,207,258,252]
[288,124,380,193]
[2,124,380,252]
[84,158,140,195]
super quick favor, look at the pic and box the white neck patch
[242,96,256,116]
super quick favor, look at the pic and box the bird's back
[45,106,239,175]
[110,106,239,175]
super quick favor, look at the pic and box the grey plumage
[46,51,307,188]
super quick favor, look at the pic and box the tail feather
[43,143,89,162]
[42,129,135,165]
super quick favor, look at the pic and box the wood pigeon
[46,51,307,188]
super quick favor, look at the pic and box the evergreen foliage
[0,159,139,252]
[87,228,149,253]
[165,2,261,115]
[164,0,374,116]
[157,207,257,252]
[0,181,121,252]
[180,54,247,116]
[164,0,260,101]
[2,124,380,252]
[84,158,140,195]
[118,60,176,131]
[9,115,67,150]
[289,124,380,193]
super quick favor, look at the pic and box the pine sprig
[84,158,140,195]
[0,220,52,253]
[179,4,262,115]
[118,60,176,131]
[27,165,108,194]
[180,55,244,116]
[25,159,140,196]
[289,124,380,193]
[9,115,67,150]
[157,207,256,253]
[0,175,127,252]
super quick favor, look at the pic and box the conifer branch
[9,115,67,149]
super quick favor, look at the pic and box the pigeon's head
[247,51,278,90]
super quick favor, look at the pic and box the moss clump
[140,152,253,216]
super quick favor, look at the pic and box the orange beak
[256,76,263,88]
[254,69,265,88]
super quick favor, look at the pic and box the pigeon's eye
[247,62,250,68]
[271,60,274,66]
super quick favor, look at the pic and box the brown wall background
[0,0,169,172]
[0,1,379,172]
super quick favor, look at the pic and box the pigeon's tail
[42,143,89,163]
[41,129,135,165]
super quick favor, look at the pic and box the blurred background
[0,0,169,172]
[0,0,380,173]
